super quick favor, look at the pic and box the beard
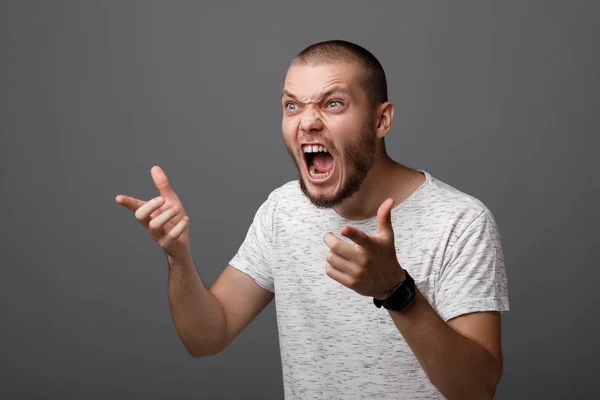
[285,124,376,209]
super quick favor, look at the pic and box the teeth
[309,165,332,179]
[303,145,329,154]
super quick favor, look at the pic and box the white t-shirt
[230,170,510,399]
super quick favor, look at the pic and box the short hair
[290,40,388,108]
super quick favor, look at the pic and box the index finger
[324,232,359,260]
[340,226,377,251]
[115,194,146,212]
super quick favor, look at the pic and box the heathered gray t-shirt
[229,170,509,399]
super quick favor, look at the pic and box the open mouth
[302,144,335,182]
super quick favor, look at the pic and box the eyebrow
[281,85,351,102]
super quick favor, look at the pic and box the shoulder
[418,171,500,241]
[256,179,305,216]
[261,180,303,207]
[247,180,308,233]
[425,172,489,212]
[269,179,302,199]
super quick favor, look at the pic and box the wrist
[375,267,407,300]
[373,268,415,312]
[166,251,194,269]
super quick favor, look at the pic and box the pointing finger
[323,232,359,260]
[115,194,146,212]
[340,226,376,251]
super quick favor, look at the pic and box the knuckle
[325,263,334,277]
[359,254,369,267]
[148,218,159,230]
[326,252,334,264]
[330,241,341,253]
[355,269,366,280]
[158,233,171,245]
[169,224,183,239]
[149,210,160,220]
[150,226,164,239]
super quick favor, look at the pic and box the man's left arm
[388,286,503,399]
[387,205,507,399]
[324,199,509,400]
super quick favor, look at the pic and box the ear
[375,101,394,139]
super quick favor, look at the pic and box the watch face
[384,286,415,311]
[376,271,416,312]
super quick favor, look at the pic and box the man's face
[281,61,377,208]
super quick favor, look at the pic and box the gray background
[1,1,598,399]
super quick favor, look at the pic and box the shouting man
[116,40,510,399]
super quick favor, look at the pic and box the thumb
[376,198,395,237]
[151,165,176,198]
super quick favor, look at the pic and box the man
[116,40,509,399]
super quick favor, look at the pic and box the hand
[115,165,191,259]
[323,198,406,300]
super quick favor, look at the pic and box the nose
[299,108,324,134]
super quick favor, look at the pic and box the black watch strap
[373,270,416,312]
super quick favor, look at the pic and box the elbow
[435,360,503,400]
[479,383,498,400]
[446,383,498,400]
[187,345,222,358]
[188,347,215,359]
[487,359,503,399]
[477,359,503,400]
[434,380,497,400]
[480,385,498,400]
[189,351,216,359]
[182,336,225,358]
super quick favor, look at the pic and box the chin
[299,162,371,209]
[299,173,346,209]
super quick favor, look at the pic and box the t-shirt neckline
[325,169,432,225]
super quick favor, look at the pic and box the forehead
[283,62,363,100]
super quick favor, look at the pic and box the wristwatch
[373,270,416,312]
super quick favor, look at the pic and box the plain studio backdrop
[1,1,598,399]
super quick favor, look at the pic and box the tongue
[313,153,334,173]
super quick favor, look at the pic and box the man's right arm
[167,254,274,357]
[116,166,274,358]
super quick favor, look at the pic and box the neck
[332,152,424,221]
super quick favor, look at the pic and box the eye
[285,102,298,111]
[327,100,342,108]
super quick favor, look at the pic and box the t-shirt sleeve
[228,193,276,293]
[435,209,510,321]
